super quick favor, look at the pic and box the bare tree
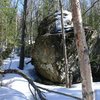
[19,0,27,70]
[59,0,70,88]
[71,0,94,100]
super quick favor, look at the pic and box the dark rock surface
[32,26,100,84]
[32,35,64,83]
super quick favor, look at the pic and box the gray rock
[32,26,99,83]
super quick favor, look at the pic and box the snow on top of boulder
[54,10,72,16]
[54,10,73,32]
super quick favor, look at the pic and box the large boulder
[32,35,64,83]
[32,26,99,83]
[32,10,100,83]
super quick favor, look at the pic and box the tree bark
[19,0,27,70]
[71,0,94,100]
[59,0,70,88]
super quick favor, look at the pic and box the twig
[37,86,82,100]
[0,79,15,86]
[8,54,14,69]
[83,0,100,16]
[28,83,37,100]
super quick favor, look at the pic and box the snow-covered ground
[0,54,100,100]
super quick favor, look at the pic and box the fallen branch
[37,86,82,100]
[28,83,36,100]
[0,69,82,100]
[0,69,46,100]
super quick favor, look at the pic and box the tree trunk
[59,0,70,88]
[71,0,94,100]
[19,0,27,70]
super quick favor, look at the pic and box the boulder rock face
[32,35,65,83]
[90,35,100,81]
[32,27,100,83]
[32,10,100,83]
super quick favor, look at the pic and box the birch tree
[71,0,94,100]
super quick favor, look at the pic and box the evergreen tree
[0,0,17,52]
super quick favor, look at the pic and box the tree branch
[37,86,82,100]
[0,69,82,100]
[0,69,46,100]
[83,0,100,16]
